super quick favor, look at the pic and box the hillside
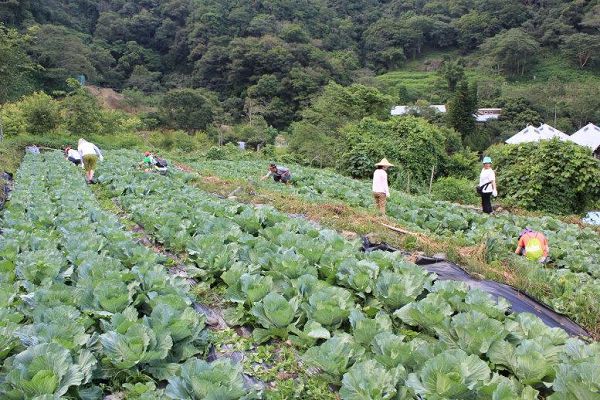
[1,0,599,129]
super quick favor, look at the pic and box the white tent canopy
[505,124,568,145]
[568,123,600,151]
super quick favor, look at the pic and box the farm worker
[372,158,393,215]
[515,228,549,263]
[261,163,292,184]
[77,138,103,184]
[64,146,82,166]
[478,156,497,214]
[142,151,155,166]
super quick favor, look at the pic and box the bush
[431,177,479,205]
[20,92,62,135]
[442,150,479,179]
[160,88,217,132]
[0,102,27,136]
[340,116,453,185]
[98,110,141,136]
[147,130,210,153]
[206,146,227,160]
[62,87,102,135]
[487,140,600,214]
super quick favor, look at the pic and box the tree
[580,4,600,33]
[0,24,38,103]
[498,97,542,128]
[29,25,97,91]
[20,92,62,135]
[452,11,500,51]
[564,84,600,129]
[125,65,162,93]
[300,82,395,134]
[446,80,477,139]
[160,89,216,133]
[439,60,465,91]
[561,33,600,68]
[480,28,540,76]
[62,81,102,135]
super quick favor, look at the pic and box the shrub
[62,87,102,135]
[431,177,479,205]
[442,150,479,179]
[0,102,27,136]
[20,92,62,135]
[98,110,141,136]
[206,146,227,160]
[340,116,452,185]
[487,140,600,214]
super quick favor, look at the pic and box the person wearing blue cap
[478,156,497,214]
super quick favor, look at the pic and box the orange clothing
[515,231,549,257]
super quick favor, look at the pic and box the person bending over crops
[478,156,497,214]
[372,158,393,215]
[64,146,82,166]
[261,163,291,184]
[515,228,549,263]
[140,151,168,175]
[141,151,155,168]
[78,138,103,184]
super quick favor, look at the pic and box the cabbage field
[1,151,599,399]
[191,160,600,329]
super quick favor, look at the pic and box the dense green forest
[1,0,599,213]
[2,0,599,126]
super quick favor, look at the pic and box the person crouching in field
[515,228,550,264]
[372,158,393,215]
[77,138,103,184]
[261,163,292,185]
[64,146,82,166]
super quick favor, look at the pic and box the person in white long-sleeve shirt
[372,158,394,214]
[77,138,103,183]
[478,156,497,214]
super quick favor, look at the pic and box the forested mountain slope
[2,0,599,128]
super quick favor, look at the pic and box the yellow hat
[375,158,394,167]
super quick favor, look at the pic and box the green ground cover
[90,150,600,399]
[189,159,600,331]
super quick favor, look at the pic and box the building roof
[475,114,500,122]
[390,104,446,115]
[569,123,600,151]
[505,124,568,145]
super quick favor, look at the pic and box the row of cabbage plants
[97,151,600,399]
[191,159,600,325]
[192,159,599,278]
[0,152,254,399]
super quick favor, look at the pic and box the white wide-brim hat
[375,158,394,167]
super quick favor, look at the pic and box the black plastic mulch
[362,238,590,338]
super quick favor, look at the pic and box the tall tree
[446,80,477,139]
[439,60,465,92]
[160,88,218,133]
[0,24,38,103]
[481,28,540,77]
[561,33,600,68]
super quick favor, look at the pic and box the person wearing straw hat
[373,158,393,214]
[478,156,497,214]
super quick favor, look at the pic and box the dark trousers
[481,192,493,214]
